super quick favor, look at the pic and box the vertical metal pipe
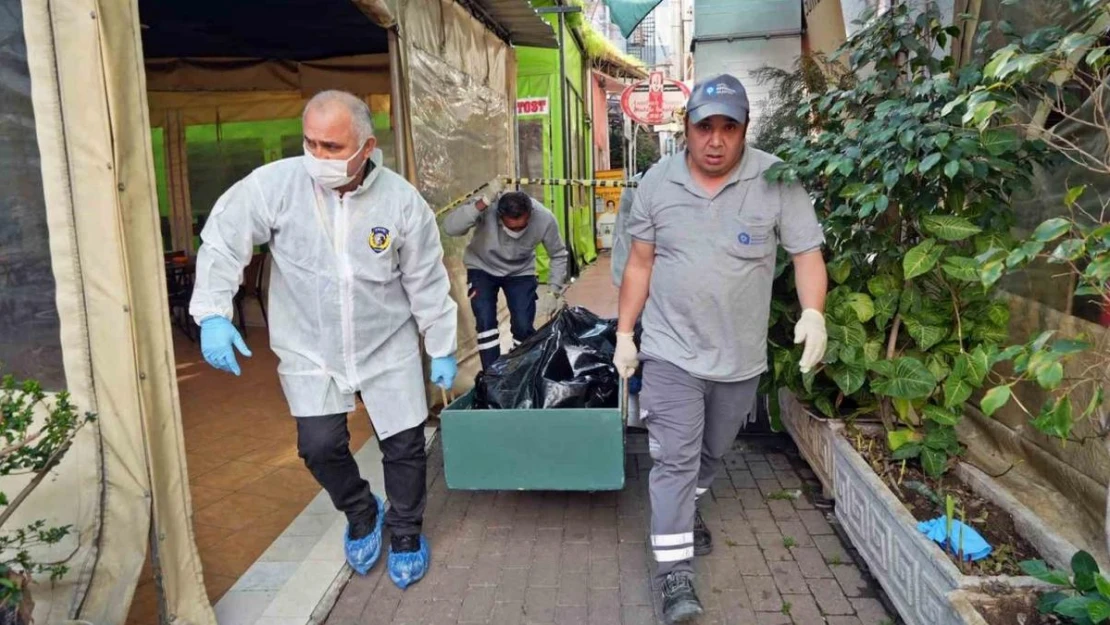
[388,29,408,180]
[558,10,570,247]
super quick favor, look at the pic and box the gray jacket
[611,171,644,288]
[443,195,569,289]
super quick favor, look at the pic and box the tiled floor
[324,254,895,624]
[212,425,437,625]
[125,331,374,625]
[324,435,895,625]
[565,253,619,318]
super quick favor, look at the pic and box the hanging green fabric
[602,0,664,38]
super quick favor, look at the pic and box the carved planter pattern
[778,389,840,498]
[832,433,1074,625]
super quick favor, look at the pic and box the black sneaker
[661,573,704,624]
[391,534,421,554]
[693,508,712,556]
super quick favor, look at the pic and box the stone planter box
[832,431,1076,625]
[778,389,841,498]
[948,587,1049,625]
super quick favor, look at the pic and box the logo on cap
[713,82,738,96]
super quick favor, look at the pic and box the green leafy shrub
[948,0,1109,440]
[0,374,95,610]
[764,4,1051,477]
[1022,551,1110,624]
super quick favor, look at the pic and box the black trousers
[468,268,539,370]
[296,415,427,538]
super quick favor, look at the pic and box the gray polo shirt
[443,195,569,289]
[626,148,824,382]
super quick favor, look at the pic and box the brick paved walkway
[324,433,895,625]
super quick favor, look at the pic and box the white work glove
[549,284,565,307]
[478,177,505,208]
[794,309,828,374]
[536,286,566,321]
[613,332,639,379]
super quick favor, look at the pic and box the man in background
[444,182,569,370]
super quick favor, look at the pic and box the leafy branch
[954,4,1110,442]
[0,374,96,608]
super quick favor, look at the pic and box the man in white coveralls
[189,90,458,590]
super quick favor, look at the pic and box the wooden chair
[165,255,196,341]
[234,251,269,337]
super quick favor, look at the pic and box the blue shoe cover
[388,535,430,589]
[344,496,385,575]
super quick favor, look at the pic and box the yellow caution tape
[434,176,638,218]
[434,181,493,218]
[506,177,639,189]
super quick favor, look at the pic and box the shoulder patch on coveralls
[369,227,392,253]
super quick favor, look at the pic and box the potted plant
[0,373,95,624]
[764,5,1088,623]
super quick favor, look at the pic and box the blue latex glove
[917,516,992,561]
[200,316,252,376]
[430,356,457,389]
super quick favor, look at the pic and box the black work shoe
[661,573,704,624]
[391,534,421,554]
[693,508,712,556]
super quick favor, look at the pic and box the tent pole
[388,29,408,179]
[388,30,410,179]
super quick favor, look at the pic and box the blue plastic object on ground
[345,496,385,575]
[388,535,430,589]
[917,516,992,561]
[199,316,252,376]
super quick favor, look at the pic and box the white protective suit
[190,149,458,439]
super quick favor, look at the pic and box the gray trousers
[640,359,759,585]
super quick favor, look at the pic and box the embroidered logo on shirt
[368,227,391,253]
[738,231,768,245]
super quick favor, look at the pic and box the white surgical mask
[502,225,526,239]
[303,142,367,189]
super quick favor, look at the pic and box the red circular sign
[620,73,691,126]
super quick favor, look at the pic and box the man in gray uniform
[612,74,829,623]
[444,183,569,370]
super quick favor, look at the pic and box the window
[978,0,1109,326]
[151,127,173,251]
[0,0,64,389]
[185,128,267,249]
[517,118,546,202]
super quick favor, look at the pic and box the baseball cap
[686,74,750,124]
